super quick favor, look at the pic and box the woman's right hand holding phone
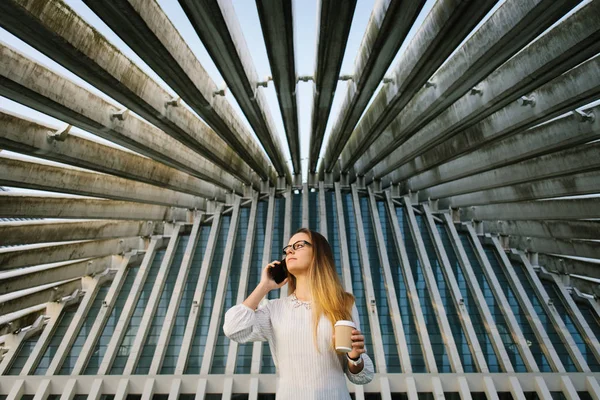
[260,260,288,291]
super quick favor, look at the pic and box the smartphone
[269,258,288,284]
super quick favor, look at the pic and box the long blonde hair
[287,228,355,351]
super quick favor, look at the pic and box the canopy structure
[0,1,599,399]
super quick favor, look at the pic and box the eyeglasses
[282,240,312,255]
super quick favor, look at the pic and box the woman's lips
[287,257,297,261]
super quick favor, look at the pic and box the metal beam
[82,0,286,183]
[0,237,143,271]
[0,220,155,247]
[0,256,110,296]
[356,0,597,178]
[0,279,80,316]
[339,0,496,172]
[483,220,600,241]
[538,254,600,280]
[379,49,600,185]
[440,170,600,208]
[405,105,600,193]
[422,143,600,201]
[0,194,190,221]
[0,43,246,192]
[0,155,206,209]
[308,0,356,173]
[0,111,226,201]
[255,0,300,173]
[508,236,599,260]
[320,0,426,174]
[0,2,267,187]
[177,0,291,180]
[459,198,600,222]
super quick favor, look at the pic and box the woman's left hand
[347,329,365,359]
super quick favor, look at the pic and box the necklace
[290,293,311,310]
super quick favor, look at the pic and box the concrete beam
[459,198,600,222]
[83,0,285,183]
[0,111,227,201]
[440,169,600,208]
[0,2,267,186]
[0,155,206,209]
[339,0,496,172]
[355,0,595,178]
[538,254,600,280]
[0,237,143,271]
[422,143,600,201]
[255,0,300,174]
[483,220,600,241]
[508,236,599,260]
[0,279,81,316]
[0,220,156,247]
[405,104,600,193]
[0,306,46,336]
[0,194,189,221]
[307,0,356,173]
[0,43,246,192]
[379,47,600,185]
[320,0,426,174]
[0,256,110,296]
[176,0,290,180]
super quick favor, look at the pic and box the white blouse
[223,293,375,400]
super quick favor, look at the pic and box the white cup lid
[334,320,356,328]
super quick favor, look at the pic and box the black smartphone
[269,258,288,284]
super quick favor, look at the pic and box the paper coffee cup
[334,320,356,353]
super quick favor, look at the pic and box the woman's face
[284,232,313,276]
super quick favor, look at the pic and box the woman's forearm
[242,283,271,310]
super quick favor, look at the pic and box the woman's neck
[293,275,312,301]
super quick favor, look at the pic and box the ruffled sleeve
[344,304,375,385]
[223,302,273,343]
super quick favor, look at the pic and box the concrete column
[422,204,488,373]
[441,213,514,372]
[279,188,292,299]
[366,187,411,372]
[87,378,103,400]
[514,251,591,372]
[32,378,51,400]
[464,224,539,371]
[383,191,437,372]
[140,378,155,400]
[97,237,167,374]
[334,182,353,292]
[533,376,553,400]
[586,376,600,400]
[113,379,129,400]
[122,223,190,374]
[350,184,387,372]
[488,240,565,372]
[59,378,77,400]
[251,189,275,375]
[1,280,81,316]
[225,193,259,375]
[69,253,139,375]
[560,375,580,400]
[174,206,223,374]
[318,182,328,238]
[147,215,205,375]
[483,376,499,400]
[457,376,472,400]
[201,198,242,374]
[5,379,24,400]
[44,269,117,376]
[403,197,463,373]
[167,378,182,400]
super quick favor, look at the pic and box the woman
[223,228,374,399]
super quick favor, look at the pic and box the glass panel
[6,333,40,375]
[211,207,250,374]
[291,190,302,232]
[110,247,170,374]
[135,235,193,374]
[325,190,343,278]
[415,214,476,372]
[484,246,549,372]
[34,305,77,375]
[458,232,524,372]
[236,201,267,374]
[436,222,500,372]
[84,266,140,374]
[59,284,110,375]
[309,190,319,231]
[185,215,231,373]
[342,192,376,371]
[543,280,600,371]
[361,196,401,372]
[576,301,600,343]
[399,207,450,372]
[380,202,426,372]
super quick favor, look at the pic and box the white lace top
[223,294,375,400]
